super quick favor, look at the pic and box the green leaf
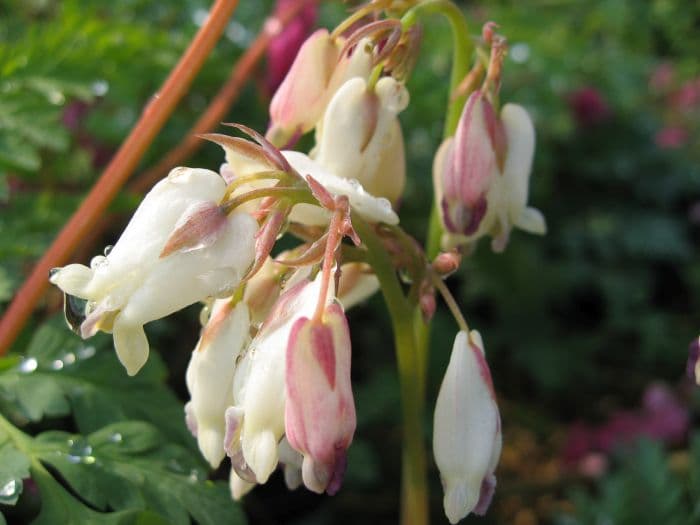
[31,422,244,525]
[0,435,30,505]
[0,318,194,451]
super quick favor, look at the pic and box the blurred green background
[1,0,699,523]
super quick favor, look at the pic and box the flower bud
[312,76,409,204]
[433,330,502,523]
[285,302,356,495]
[185,301,250,468]
[433,91,545,252]
[267,30,373,146]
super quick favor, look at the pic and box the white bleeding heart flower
[311,76,409,204]
[49,167,258,376]
[285,301,356,495]
[226,273,333,484]
[267,29,374,146]
[433,91,545,252]
[185,300,250,468]
[433,330,502,524]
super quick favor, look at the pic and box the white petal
[186,302,250,468]
[514,206,547,235]
[229,469,255,500]
[112,319,149,376]
[50,264,94,298]
[282,150,399,225]
[501,104,536,218]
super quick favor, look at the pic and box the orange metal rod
[0,0,240,355]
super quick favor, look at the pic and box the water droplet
[0,479,20,504]
[192,8,209,26]
[77,346,96,360]
[51,359,64,371]
[398,267,413,284]
[187,469,201,483]
[63,353,76,365]
[63,293,87,334]
[510,43,530,64]
[109,433,123,444]
[66,438,93,464]
[92,80,109,97]
[47,90,65,105]
[199,305,211,327]
[103,245,113,256]
[378,198,392,212]
[90,255,108,269]
[18,357,38,374]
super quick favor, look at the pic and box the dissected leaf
[0,319,194,451]
[31,422,244,525]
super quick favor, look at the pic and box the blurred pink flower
[655,126,688,149]
[649,62,675,93]
[568,87,610,127]
[671,78,700,111]
[265,0,318,96]
[562,383,689,471]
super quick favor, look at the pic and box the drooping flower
[311,76,409,204]
[285,302,356,494]
[433,330,502,524]
[50,167,258,375]
[267,29,373,146]
[226,273,334,484]
[433,91,545,252]
[185,300,250,468]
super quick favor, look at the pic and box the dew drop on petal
[63,294,87,334]
[103,245,113,256]
[90,255,108,269]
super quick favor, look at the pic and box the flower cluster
[49,5,545,523]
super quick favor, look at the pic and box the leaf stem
[0,0,240,356]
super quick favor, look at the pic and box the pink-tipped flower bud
[284,302,356,495]
[433,330,502,523]
[433,91,546,252]
[267,29,373,146]
[432,251,462,277]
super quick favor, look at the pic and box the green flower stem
[403,0,474,260]
[353,217,428,525]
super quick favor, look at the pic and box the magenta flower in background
[567,87,610,127]
[562,382,689,474]
[265,0,318,97]
[655,126,688,149]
